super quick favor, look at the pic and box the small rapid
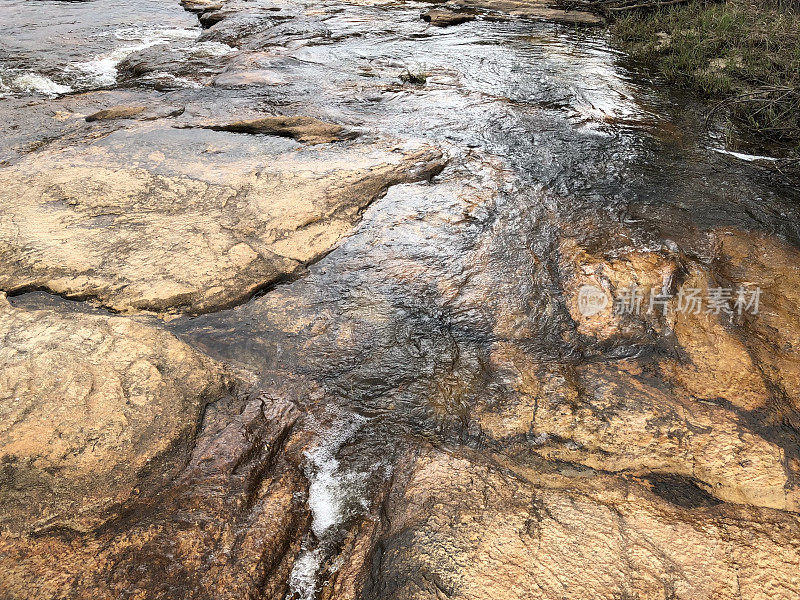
[0,0,200,95]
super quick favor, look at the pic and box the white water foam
[286,542,323,600]
[75,26,200,88]
[285,411,369,600]
[185,41,238,59]
[305,414,369,538]
[712,148,779,163]
[11,73,73,96]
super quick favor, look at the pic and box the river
[2,0,800,598]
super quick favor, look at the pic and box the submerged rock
[421,9,477,27]
[433,0,603,25]
[205,115,355,144]
[85,105,147,121]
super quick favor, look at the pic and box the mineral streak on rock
[0,388,313,599]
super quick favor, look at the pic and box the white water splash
[75,26,200,88]
[305,414,368,538]
[285,411,369,600]
[185,41,238,59]
[11,73,72,96]
[286,542,323,600]
[712,148,779,163]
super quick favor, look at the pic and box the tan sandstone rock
[370,446,800,600]
[485,231,800,511]
[205,115,355,144]
[0,394,310,600]
[85,105,147,122]
[0,124,445,315]
[713,228,800,420]
[0,293,232,535]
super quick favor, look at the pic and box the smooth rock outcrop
[0,126,445,315]
[368,446,800,600]
[539,228,800,511]
[0,393,310,600]
[0,293,232,535]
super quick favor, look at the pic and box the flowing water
[3,1,799,598]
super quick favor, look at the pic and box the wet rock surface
[1,0,800,598]
[421,9,477,27]
[0,128,444,315]
[432,0,603,24]
[369,446,800,600]
[203,115,356,143]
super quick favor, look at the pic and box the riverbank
[607,0,800,154]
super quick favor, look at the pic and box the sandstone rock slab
[370,447,800,600]
[0,124,445,315]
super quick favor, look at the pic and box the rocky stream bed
[1,0,800,598]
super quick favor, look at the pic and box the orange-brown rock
[558,237,679,341]
[0,124,445,315]
[0,293,232,535]
[369,446,800,600]
[206,115,355,144]
[713,228,800,421]
[0,389,311,600]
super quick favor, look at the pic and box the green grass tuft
[610,0,800,149]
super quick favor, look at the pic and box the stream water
[3,1,799,598]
